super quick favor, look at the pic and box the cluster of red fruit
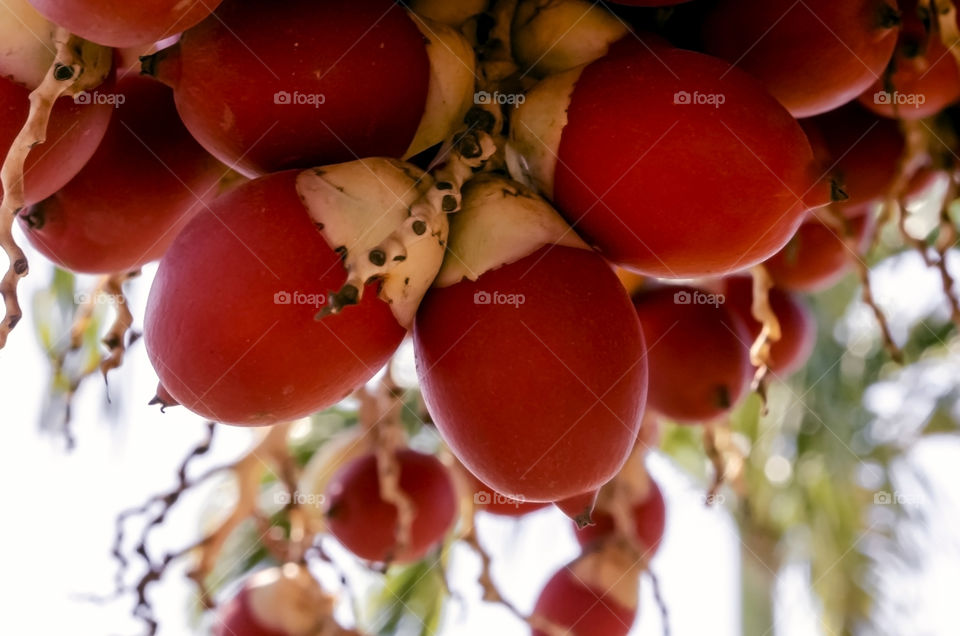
[2,0,956,633]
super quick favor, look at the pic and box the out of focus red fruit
[324,450,457,563]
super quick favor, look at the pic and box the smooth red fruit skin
[764,214,873,292]
[859,0,960,120]
[149,0,429,177]
[468,473,549,517]
[20,75,222,274]
[144,170,406,426]
[554,39,823,279]
[632,286,752,423]
[414,246,647,503]
[532,567,636,636]
[722,277,817,378]
[325,450,457,564]
[215,586,287,636]
[574,478,666,556]
[0,74,112,206]
[702,0,899,118]
[800,104,904,218]
[28,0,223,47]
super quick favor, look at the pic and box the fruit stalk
[748,264,782,401]
[0,28,110,349]
[356,371,417,563]
[99,270,139,381]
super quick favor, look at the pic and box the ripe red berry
[632,285,752,423]
[800,104,904,218]
[144,170,406,426]
[511,38,826,278]
[722,277,817,377]
[764,214,873,292]
[0,73,113,206]
[702,0,900,117]
[859,0,960,120]
[532,549,639,636]
[20,75,222,273]
[144,0,432,177]
[574,477,666,557]
[324,449,457,564]
[414,245,647,503]
[27,0,224,47]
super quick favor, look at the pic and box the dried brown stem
[823,203,905,363]
[747,265,781,408]
[356,371,417,565]
[100,270,140,381]
[106,422,300,634]
[0,29,110,350]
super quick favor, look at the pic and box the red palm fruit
[511,38,826,279]
[414,245,647,503]
[632,285,752,423]
[859,0,960,120]
[702,0,900,117]
[324,450,457,564]
[467,472,549,517]
[573,477,666,557]
[215,565,334,636]
[0,74,113,206]
[20,75,222,273]
[764,213,874,292]
[532,547,640,636]
[722,276,817,377]
[143,0,431,177]
[27,0,224,47]
[800,104,905,218]
[144,170,406,426]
